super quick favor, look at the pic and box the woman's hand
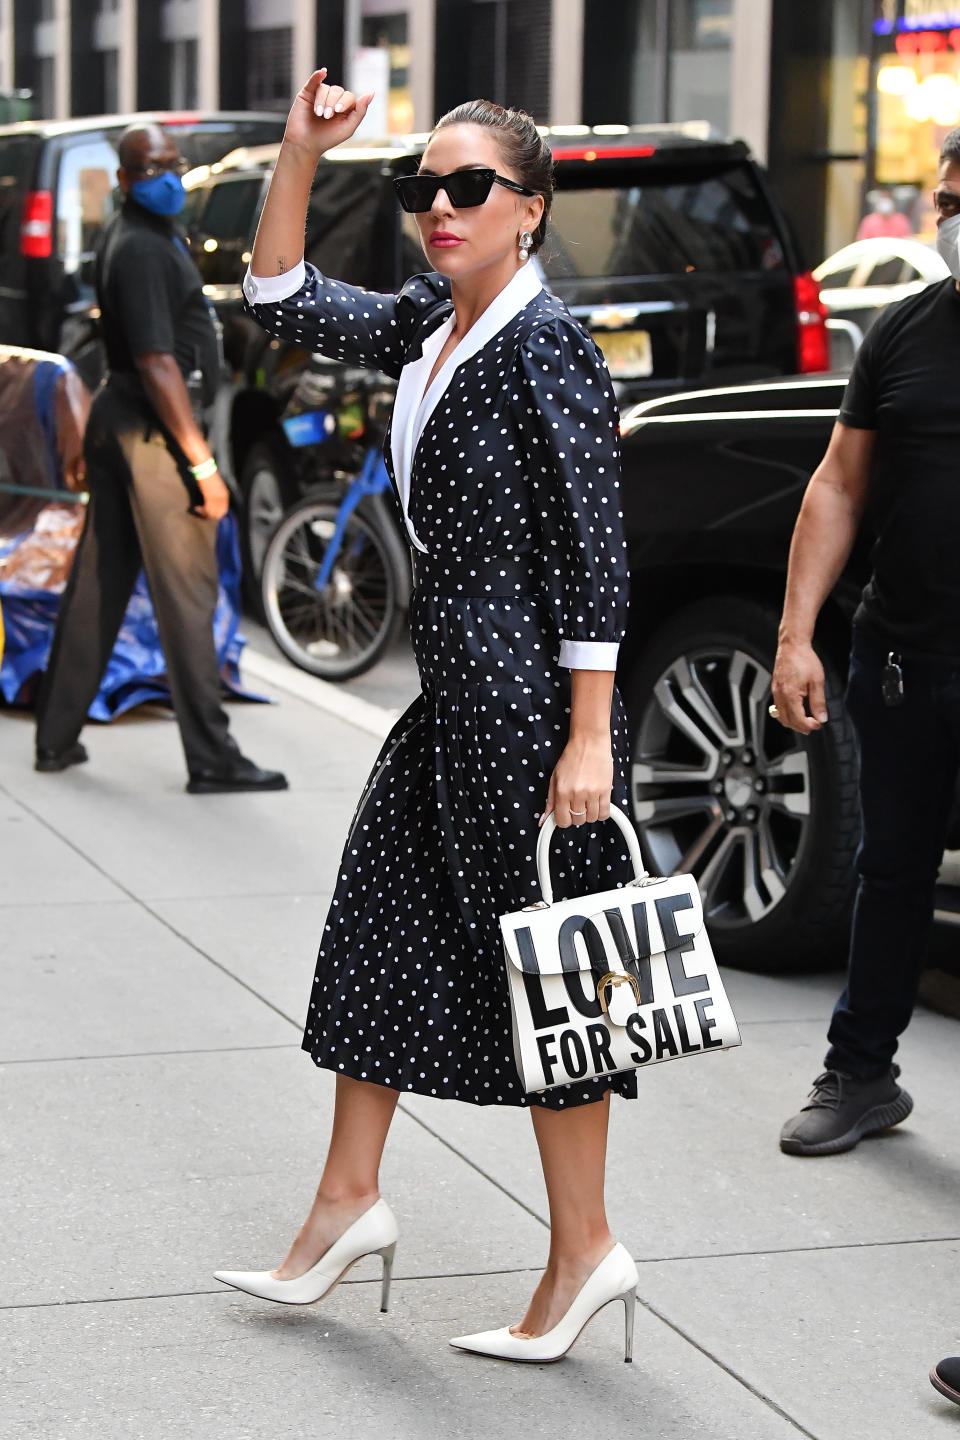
[541,732,614,829]
[283,68,374,159]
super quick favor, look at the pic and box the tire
[260,492,404,682]
[626,597,859,972]
[239,438,299,612]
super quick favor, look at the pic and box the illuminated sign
[875,4,960,33]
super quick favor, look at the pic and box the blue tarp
[0,509,262,716]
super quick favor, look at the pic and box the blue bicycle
[259,387,410,681]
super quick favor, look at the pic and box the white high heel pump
[449,1241,639,1363]
[213,1198,398,1312]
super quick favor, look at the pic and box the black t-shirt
[97,198,221,408]
[841,276,960,658]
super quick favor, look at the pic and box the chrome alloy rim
[631,647,811,929]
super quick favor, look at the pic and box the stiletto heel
[214,1198,399,1309]
[450,1242,640,1363]
[378,1240,396,1312]
[622,1286,636,1363]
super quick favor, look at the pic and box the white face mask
[936,212,960,279]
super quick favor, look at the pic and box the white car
[814,237,949,362]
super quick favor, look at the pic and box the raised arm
[250,69,372,280]
[244,70,445,376]
[771,421,875,733]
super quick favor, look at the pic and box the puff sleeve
[242,263,450,379]
[517,318,629,670]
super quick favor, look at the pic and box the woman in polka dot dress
[215,70,641,1362]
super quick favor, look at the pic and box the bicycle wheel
[260,494,403,681]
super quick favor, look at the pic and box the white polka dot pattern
[246,266,638,1109]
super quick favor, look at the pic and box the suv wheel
[239,438,298,612]
[627,598,859,971]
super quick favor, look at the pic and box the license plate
[594,328,653,379]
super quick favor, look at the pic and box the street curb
[239,647,398,741]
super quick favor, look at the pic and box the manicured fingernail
[817,712,828,722]
[334,102,344,113]
[324,106,333,118]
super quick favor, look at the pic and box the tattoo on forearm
[277,256,287,274]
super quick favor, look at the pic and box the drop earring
[518,231,533,263]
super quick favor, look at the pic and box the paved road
[1,639,958,1440]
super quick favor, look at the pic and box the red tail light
[793,271,830,373]
[21,190,53,258]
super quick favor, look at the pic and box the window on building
[465,0,552,123]
[246,27,293,112]
[669,0,733,134]
[361,13,413,133]
[36,57,56,120]
[166,38,199,110]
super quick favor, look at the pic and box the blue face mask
[130,170,186,217]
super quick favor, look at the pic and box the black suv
[618,374,860,972]
[182,126,828,586]
[0,111,286,372]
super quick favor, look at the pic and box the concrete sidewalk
[1,666,958,1440]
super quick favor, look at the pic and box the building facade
[0,1,951,264]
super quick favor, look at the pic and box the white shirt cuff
[558,639,620,671]
[243,260,306,305]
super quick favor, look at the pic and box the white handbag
[499,806,742,1093]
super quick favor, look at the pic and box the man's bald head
[116,124,183,195]
[117,123,170,170]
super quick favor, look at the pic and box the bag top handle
[535,804,648,906]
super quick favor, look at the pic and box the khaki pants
[35,384,236,776]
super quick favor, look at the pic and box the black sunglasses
[393,167,536,213]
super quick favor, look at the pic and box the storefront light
[878,63,918,93]
[903,71,960,122]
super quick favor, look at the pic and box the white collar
[391,264,543,552]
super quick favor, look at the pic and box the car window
[186,176,264,286]
[56,138,118,277]
[0,136,37,265]
[163,119,286,166]
[541,160,786,279]
[195,176,262,244]
[865,257,906,286]
[306,164,388,287]
[820,263,857,288]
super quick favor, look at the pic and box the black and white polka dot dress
[243,260,637,1108]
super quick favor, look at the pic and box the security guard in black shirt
[35,123,287,794]
[772,128,960,1154]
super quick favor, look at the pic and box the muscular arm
[542,669,616,829]
[772,421,875,733]
[135,353,229,519]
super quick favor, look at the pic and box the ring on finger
[569,807,587,817]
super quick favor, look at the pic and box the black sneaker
[186,755,288,795]
[931,1358,960,1406]
[779,1065,913,1156]
[35,741,88,773]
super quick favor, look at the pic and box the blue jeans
[826,626,960,1078]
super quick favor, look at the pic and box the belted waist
[410,551,538,598]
